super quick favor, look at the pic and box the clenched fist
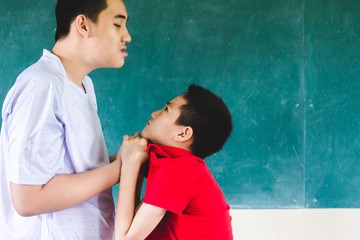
[120,132,148,168]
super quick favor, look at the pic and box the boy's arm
[115,133,166,240]
[135,171,145,209]
[10,157,121,217]
[123,203,166,240]
[115,163,166,240]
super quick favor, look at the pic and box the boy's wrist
[121,159,142,171]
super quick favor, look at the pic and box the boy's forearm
[10,159,121,217]
[135,167,146,208]
[115,162,142,240]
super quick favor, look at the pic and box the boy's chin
[141,129,150,140]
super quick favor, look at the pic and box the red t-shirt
[143,144,233,240]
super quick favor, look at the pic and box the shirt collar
[146,143,201,160]
[42,49,67,78]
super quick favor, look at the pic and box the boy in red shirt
[115,84,233,240]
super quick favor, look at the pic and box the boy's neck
[52,40,94,90]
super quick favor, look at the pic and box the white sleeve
[7,77,65,185]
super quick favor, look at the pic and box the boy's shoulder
[18,52,64,84]
[147,144,207,180]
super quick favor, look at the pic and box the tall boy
[0,0,131,239]
[115,84,233,239]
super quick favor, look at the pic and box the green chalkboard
[305,0,360,208]
[1,0,359,208]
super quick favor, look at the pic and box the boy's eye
[164,106,168,111]
[114,24,121,28]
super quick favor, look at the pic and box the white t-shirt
[0,50,115,239]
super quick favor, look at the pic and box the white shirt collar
[42,49,67,78]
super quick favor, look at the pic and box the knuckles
[122,134,147,150]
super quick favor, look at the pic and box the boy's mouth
[121,47,128,57]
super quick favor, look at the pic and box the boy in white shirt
[0,0,131,239]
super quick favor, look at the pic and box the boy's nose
[151,109,161,118]
[123,28,131,43]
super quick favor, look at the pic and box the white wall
[230,209,360,240]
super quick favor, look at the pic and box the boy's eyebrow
[114,14,129,21]
[166,101,173,107]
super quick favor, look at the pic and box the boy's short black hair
[55,0,108,41]
[176,84,233,159]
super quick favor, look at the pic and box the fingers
[122,132,147,146]
[120,132,149,166]
[123,132,143,141]
[124,132,140,138]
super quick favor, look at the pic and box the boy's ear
[175,126,193,142]
[74,14,91,37]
